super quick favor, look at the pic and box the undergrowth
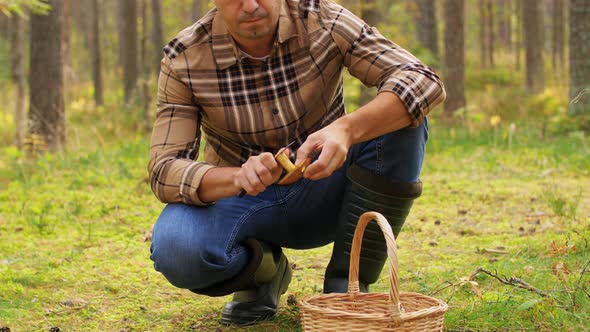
[0,52,589,331]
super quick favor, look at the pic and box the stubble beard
[238,28,267,40]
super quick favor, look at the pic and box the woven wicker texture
[299,212,448,331]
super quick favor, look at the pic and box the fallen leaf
[61,298,88,307]
[309,263,324,269]
[540,169,554,177]
[143,230,152,242]
[552,262,571,279]
[469,281,482,300]
[549,241,576,256]
[143,225,154,242]
[479,248,508,255]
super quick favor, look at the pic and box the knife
[237,140,299,197]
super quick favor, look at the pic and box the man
[148,0,445,326]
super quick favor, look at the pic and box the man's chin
[239,30,270,40]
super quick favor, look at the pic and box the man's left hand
[295,118,353,181]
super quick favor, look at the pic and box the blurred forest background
[0,0,588,152]
[0,0,589,331]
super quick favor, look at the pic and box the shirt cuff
[180,163,216,206]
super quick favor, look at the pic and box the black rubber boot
[220,247,291,326]
[191,239,292,326]
[323,164,422,294]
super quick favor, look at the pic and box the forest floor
[0,119,589,331]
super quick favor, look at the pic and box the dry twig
[478,248,509,255]
[576,258,590,298]
[470,267,556,301]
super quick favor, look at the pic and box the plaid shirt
[149,0,445,205]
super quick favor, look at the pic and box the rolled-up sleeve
[321,0,446,126]
[148,56,215,206]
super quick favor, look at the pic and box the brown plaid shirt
[149,0,446,205]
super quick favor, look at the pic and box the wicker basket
[299,211,448,332]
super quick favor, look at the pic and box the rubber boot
[191,239,292,326]
[323,164,422,294]
[220,246,291,326]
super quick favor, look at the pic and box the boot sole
[220,306,275,326]
[220,259,292,326]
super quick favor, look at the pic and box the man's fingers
[243,165,264,194]
[307,155,345,180]
[304,145,335,178]
[303,142,347,180]
[295,137,319,165]
[257,154,281,185]
[238,152,283,195]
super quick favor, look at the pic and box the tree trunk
[63,0,74,94]
[443,0,465,117]
[497,0,512,49]
[151,0,164,73]
[487,0,495,68]
[192,0,204,22]
[359,0,381,106]
[91,0,104,106]
[141,0,152,133]
[29,0,65,152]
[479,0,495,68]
[515,0,522,70]
[12,15,26,150]
[0,13,10,41]
[552,0,565,71]
[102,0,117,71]
[479,0,488,67]
[522,0,544,94]
[120,0,139,102]
[414,0,439,62]
[569,0,590,114]
[73,0,91,49]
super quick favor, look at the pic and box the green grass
[1,58,589,330]
[0,118,588,331]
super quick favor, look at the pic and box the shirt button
[272,108,279,115]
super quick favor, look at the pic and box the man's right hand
[234,152,283,196]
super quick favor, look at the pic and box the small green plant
[27,201,52,234]
[542,187,582,220]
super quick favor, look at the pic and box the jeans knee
[150,230,227,290]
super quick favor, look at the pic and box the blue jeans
[150,119,428,291]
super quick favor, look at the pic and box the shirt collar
[211,0,300,70]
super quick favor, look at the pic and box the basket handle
[347,211,401,316]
